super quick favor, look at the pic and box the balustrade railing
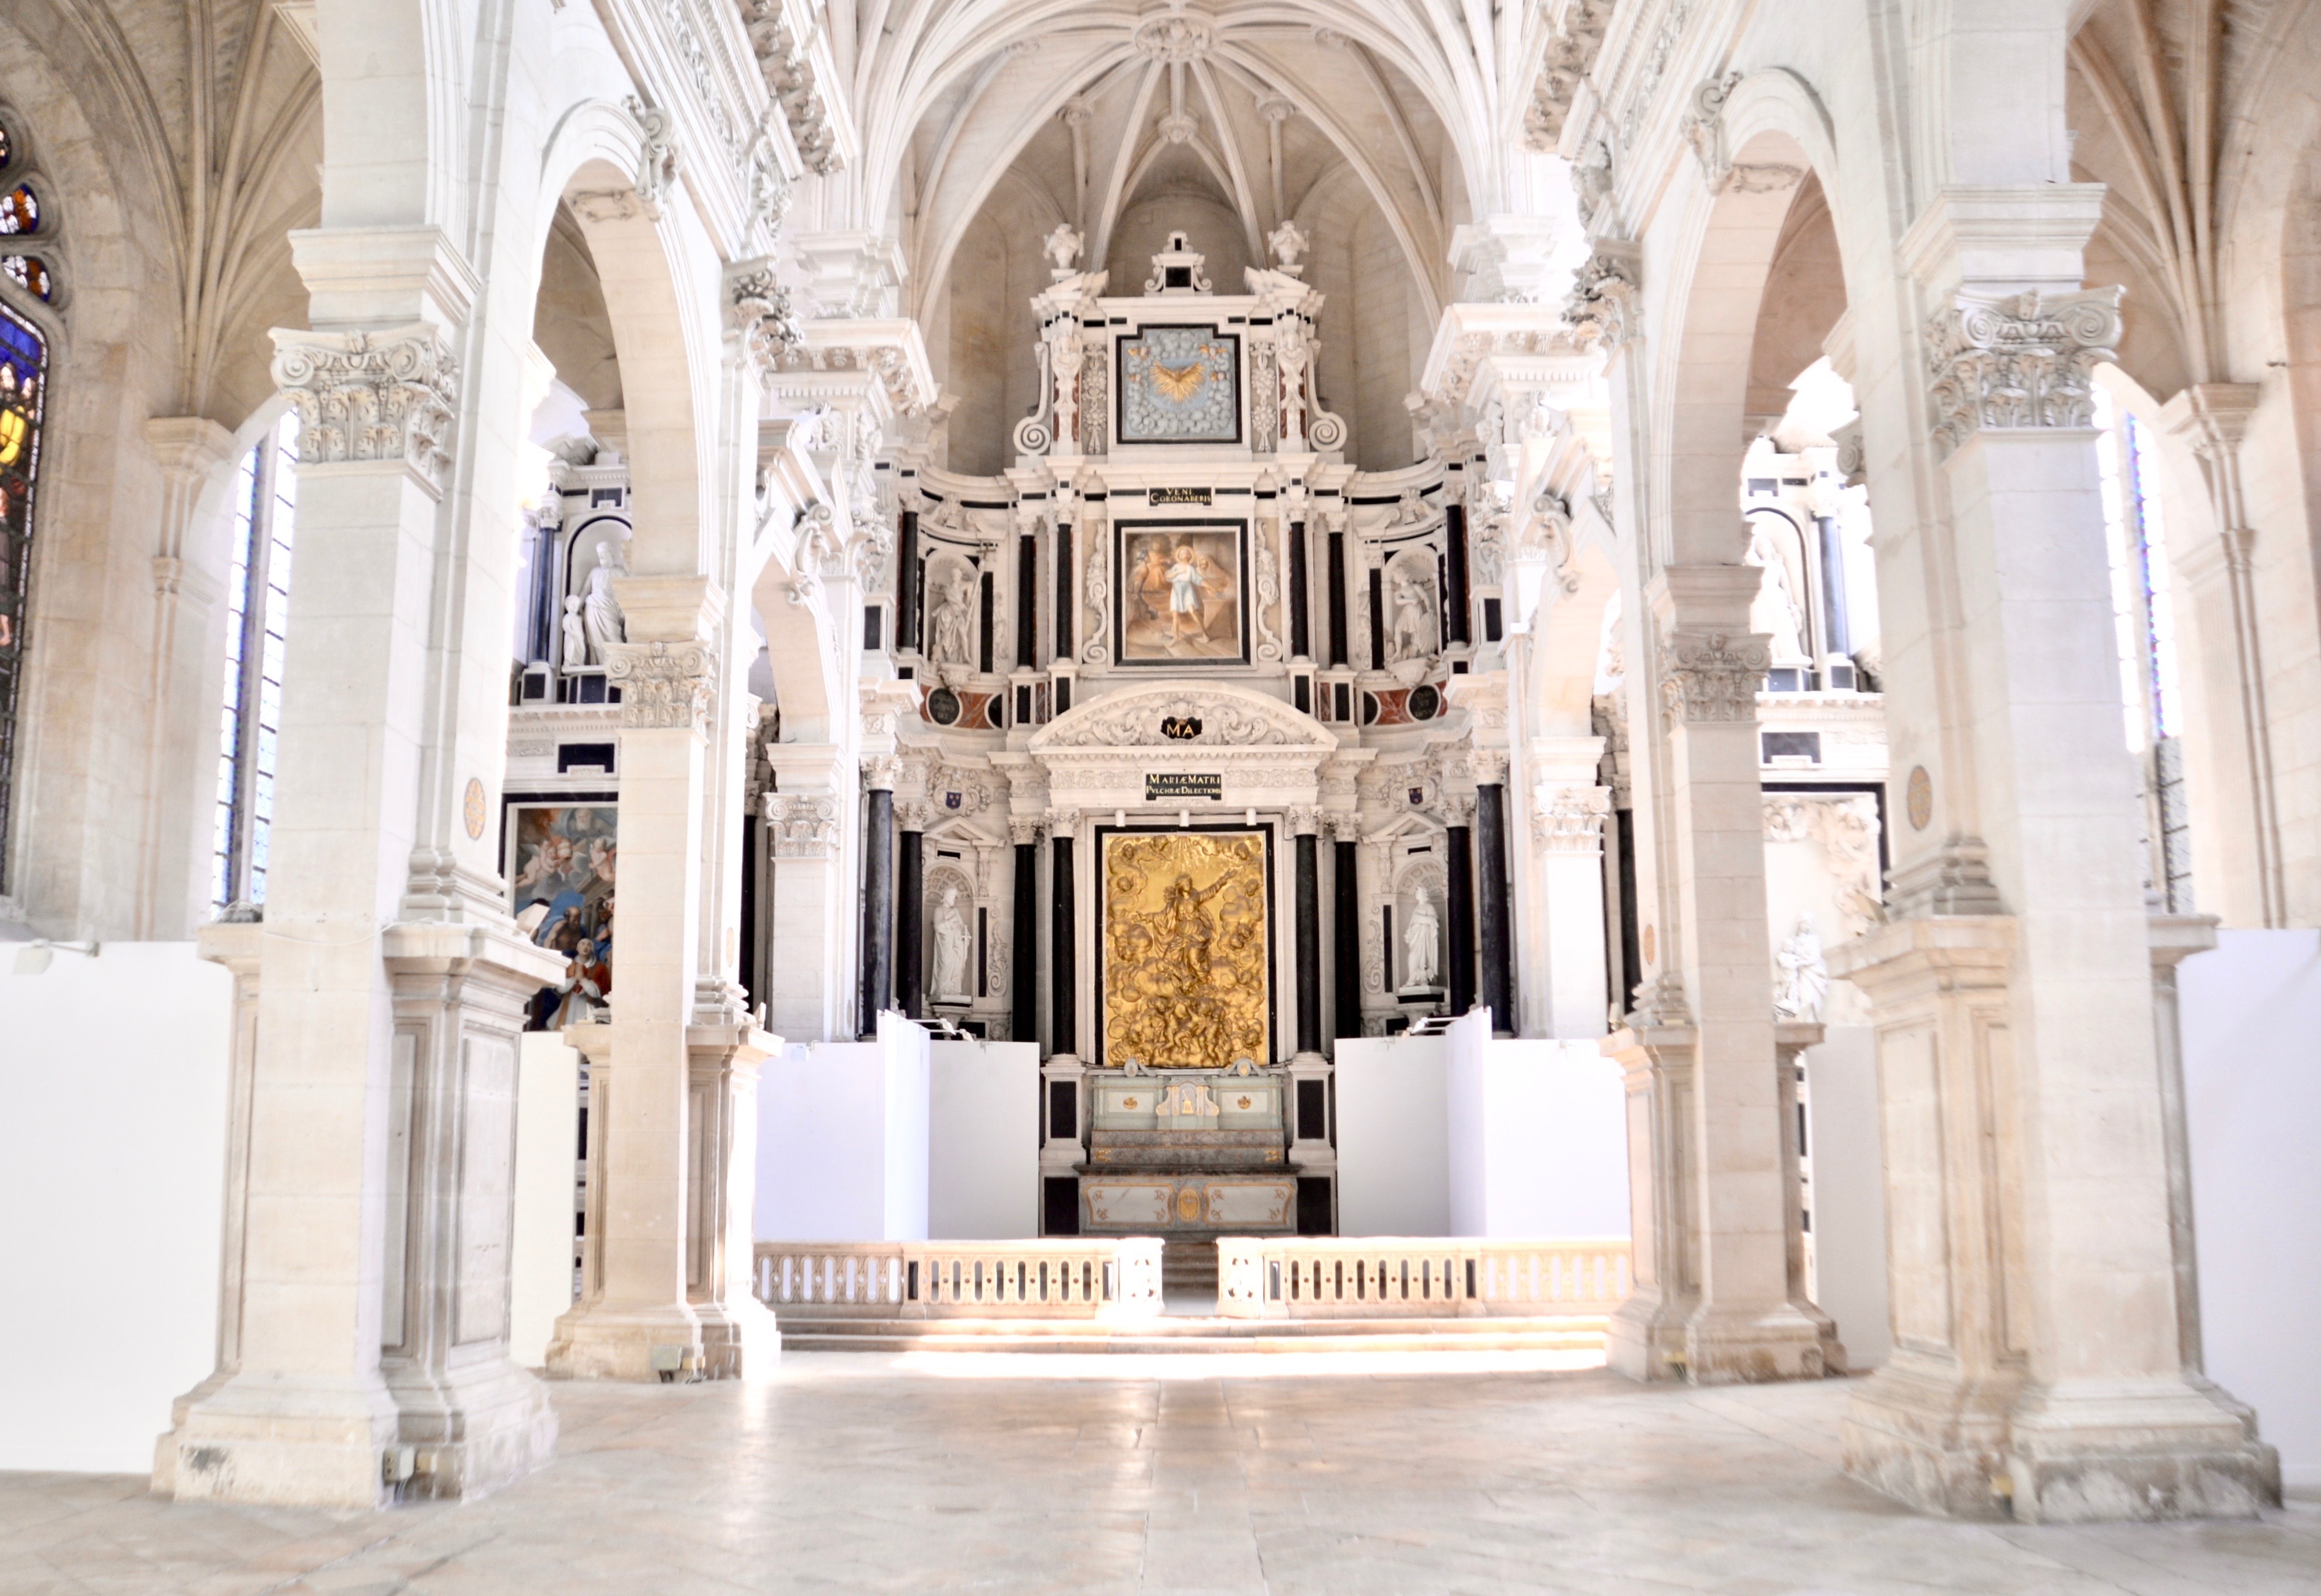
[753,1238,1163,1319]
[1215,1238,1631,1320]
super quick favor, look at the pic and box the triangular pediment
[1028,681,1338,752]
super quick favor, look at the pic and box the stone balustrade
[1216,1238,1631,1319]
[753,1238,1164,1319]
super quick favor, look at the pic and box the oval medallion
[1407,683,1440,721]
[1641,924,1657,965]
[1176,1186,1203,1224]
[1905,765,1932,831]
[927,687,961,725]
[462,777,486,840]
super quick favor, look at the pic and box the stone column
[547,592,751,1382]
[1442,792,1477,1017]
[139,417,236,937]
[1330,814,1362,1040]
[896,802,927,1019]
[2159,385,2285,927]
[762,752,847,1042]
[2147,914,2219,1381]
[1290,807,1323,1059]
[1048,808,1080,1063]
[1011,819,1040,1044]
[1529,755,1613,1039]
[1602,977,1700,1382]
[1473,754,1513,1035]
[859,759,897,1034]
[1611,565,1823,1384]
[1833,190,2276,1520]
[1774,1021,1844,1371]
[161,304,560,1506]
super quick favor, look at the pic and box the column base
[1843,1355,2280,1521]
[154,1372,402,1508]
[382,1354,559,1501]
[693,1292,784,1380]
[1609,1291,1834,1383]
[546,1299,708,1383]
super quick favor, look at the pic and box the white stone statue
[929,568,976,666]
[582,537,628,663]
[1267,219,1310,274]
[1388,571,1435,662]
[560,595,587,672]
[1403,886,1442,989]
[1774,914,1828,1021]
[1042,223,1083,276]
[931,885,974,1001]
[1747,523,1810,666]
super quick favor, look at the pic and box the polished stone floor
[6,1353,2320,1595]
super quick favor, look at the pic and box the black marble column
[1050,830,1077,1057]
[1015,534,1038,668]
[1443,500,1472,646]
[1332,832,1361,1040]
[1325,530,1349,667]
[1012,834,1038,1044]
[1294,824,1322,1056]
[860,785,894,1035]
[897,823,924,1019]
[1446,815,1476,1017]
[1054,520,1074,659]
[895,510,920,653]
[1476,782,1512,1034]
[1288,520,1310,659]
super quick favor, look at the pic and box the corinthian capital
[1658,631,1769,728]
[765,792,840,860]
[1532,786,1611,854]
[602,639,716,735]
[269,324,459,492]
[1923,287,2121,456]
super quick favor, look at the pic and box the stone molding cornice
[1524,0,1613,154]
[1658,631,1769,727]
[1924,288,2122,456]
[741,0,846,174]
[269,324,459,493]
[602,640,717,735]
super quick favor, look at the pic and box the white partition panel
[509,1032,580,1368]
[929,1039,1039,1238]
[1802,1025,1889,1369]
[1446,1014,1629,1238]
[0,943,232,1473]
[2180,929,2321,1486]
[756,1012,931,1242]
[1332,1033,1450,1236]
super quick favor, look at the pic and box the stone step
[768,1315,1611,1355]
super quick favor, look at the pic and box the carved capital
[1327,810,1365,844]
[862,755,901,792]
[1009,817,1046,847]
[1924,287,2121,456]
[1564,249,1640,349]
[1469,749,1510,788]
[603,640,716,735]
[1437,791,1477,828]
[1658,632,1769,727]
[269,324,459,491]
[1286,805,1323,837]
[1044,805,1081,839]
[765,792,840,860]
[728,263,802,380]
[1532,786,1611,854]
[896,800,934,832]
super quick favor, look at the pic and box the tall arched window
[210,414,299,909]
[2094,388,2188,908]
[0,104,63,896]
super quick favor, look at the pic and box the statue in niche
[583,536,628,663]
[1042,223,1084,276]
[1773,915,1828,1021]
[929,566,977,666]
[561,596,588,672]
[1402,885,1442,989]
[931,885,974,1002]
[1387,570,1436,663]
[1746,522,1810,666]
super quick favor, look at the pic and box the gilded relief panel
[1101,831,1269,1070]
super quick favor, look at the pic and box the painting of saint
[506,803,617,1030]
[1116,525,1245,664]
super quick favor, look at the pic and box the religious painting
[1115,522,1248,665]
[1116,324,1240,443]
[506,801,618,1031]
[1100,830,1270,1070]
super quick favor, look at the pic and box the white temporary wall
[0,943,232,1472]
[928,1039,1038,1238]
[1802,1026,1889,1369]
[756,1011,930,1241]
[508,1033,579,1368]
[1333,1033,1450,1235]
[1445,1013,1629,1237]
[2179,929,2321,1486]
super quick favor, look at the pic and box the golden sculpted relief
[1102,832,1269,1070]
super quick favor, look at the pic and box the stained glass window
[0,184,36,236]
[210,413,299,908]
[1,257,51,301]
[0,300,44,893]
[2095,387,2190,908]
